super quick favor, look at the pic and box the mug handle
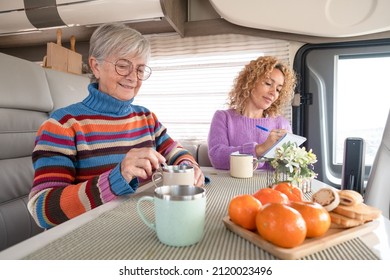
[136,196,156,230]
[252,158,259,170]
[152,171,163,188]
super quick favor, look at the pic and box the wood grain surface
[223,216,379,260]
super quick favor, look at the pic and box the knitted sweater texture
[28,83,195,229]
[207,109,292,170]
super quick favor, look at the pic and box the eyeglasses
[105,59,152,81]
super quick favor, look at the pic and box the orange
[253,188,289,205]
[228,194,262,230]
[256,203,306,248]
[273,182,303,202]
[289,201,331,238]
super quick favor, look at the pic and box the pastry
[329,212,364,228]
[332,203,381,221]
[311,187,340,211]
[338,190,363,206]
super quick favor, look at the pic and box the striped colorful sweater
[28,83,196,229]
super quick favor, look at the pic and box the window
[134,33,291,141]
[295,39,390,187]
[335,55,390,165]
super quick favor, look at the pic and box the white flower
[270,141,317,183]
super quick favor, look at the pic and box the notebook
[262,132,307,159]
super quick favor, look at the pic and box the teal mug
[137,185,206,247]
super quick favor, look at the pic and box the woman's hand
[192,164,206,187]
[121,147,166,182]
[180,161,205,187]
[255,129,287,157]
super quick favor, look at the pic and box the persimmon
[272,182,303,202]
[253,188,289,205]
[228,194,262,230]
[256,203,307,248]
[289,201,331,238]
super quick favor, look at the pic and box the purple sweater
[207,109,292,170]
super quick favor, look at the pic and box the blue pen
[256,125,269,132]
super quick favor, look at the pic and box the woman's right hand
[255,129,287,157]
[120,147,166,182]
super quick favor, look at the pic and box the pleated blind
[134,33,291,141]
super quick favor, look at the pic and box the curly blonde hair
[228,56,297,117]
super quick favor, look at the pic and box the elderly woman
[28,23,204,229]
[207,56,297,170]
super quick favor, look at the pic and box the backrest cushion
[198,143,212,167]
[0,53,53,111]
[44,68,89,112]
[0,52,54,250]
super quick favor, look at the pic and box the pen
[256,125,269,132]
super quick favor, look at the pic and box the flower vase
[291,177,312,194]
[266,169,287,186]
[266,169,312,193]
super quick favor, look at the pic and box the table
[0,167,389,260]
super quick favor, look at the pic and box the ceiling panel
[209,0,390,37]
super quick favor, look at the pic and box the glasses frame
[105,59,152,81]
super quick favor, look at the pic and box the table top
[1,167,389,260]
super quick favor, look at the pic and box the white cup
[230,153,259,178]
[137,185,206,247]
[152,165,194,187]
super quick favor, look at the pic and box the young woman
[208,56,297,170]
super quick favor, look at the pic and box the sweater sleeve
[208,110,292,170]
[28,119,138,229]
[207,110,257,170]
[151,113,198,166]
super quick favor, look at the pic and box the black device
[341,137,365,194]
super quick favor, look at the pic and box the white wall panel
[57,0,164,26]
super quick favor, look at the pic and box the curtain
[135,33,291,141]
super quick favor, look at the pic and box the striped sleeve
[151,112,197,165]
[28,118,137,229]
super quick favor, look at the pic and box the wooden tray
[223,216,379,259]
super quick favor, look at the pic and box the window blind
[134,33,291,141]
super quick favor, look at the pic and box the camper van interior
[0,0,389,261]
